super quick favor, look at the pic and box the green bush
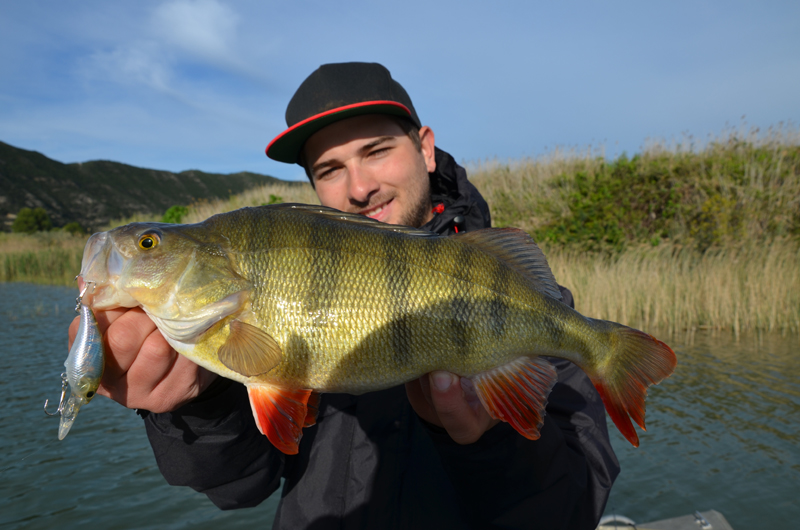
[261,194,283,206]
[161,205,189,224]
[12,207,52,233]
[62,221,85,235]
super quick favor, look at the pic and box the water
[602,329,800,528]
[1,284,798,529]
[0,284,279,529]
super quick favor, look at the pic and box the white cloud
[87,42,174,94]
[152,0,239,64]
[78,0,270,98]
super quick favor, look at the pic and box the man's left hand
[406,372,500,444]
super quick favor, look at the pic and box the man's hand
[68,307,217,413]
[406,372,500,444]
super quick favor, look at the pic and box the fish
[78,203,676,454]
[50,298,105,440]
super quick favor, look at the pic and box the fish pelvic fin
[246,384,320,455]
[218,320,283,377]
[455,228,562,301]
[592,325,677,448]
[471,356,558,440]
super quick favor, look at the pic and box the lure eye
[138,233,160,250]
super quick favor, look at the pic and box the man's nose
[347,164,379,203]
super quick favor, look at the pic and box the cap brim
[266,101,415,164]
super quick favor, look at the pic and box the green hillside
[0,140,300,231]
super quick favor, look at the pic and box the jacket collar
[422,147,491,236]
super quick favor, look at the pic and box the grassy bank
[470,126,800,252]
[0,232,84,284]
[4,127,799,334]
[547,241,800,335]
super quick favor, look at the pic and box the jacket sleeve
[423,285,620,529]
[142,378,284,510]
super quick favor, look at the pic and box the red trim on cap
[265,100,412,157]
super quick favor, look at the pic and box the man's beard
[348,177,432,228]
[398,182,433,228]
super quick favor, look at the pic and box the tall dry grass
[4,127,799,335]
[547,241,800,335]
[469,124,800,248]
[184,181,317,224]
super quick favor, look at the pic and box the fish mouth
[78,231,138,310]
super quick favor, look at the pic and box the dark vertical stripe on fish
[449,297,470,357]
[386,235,414,368]
[308,215,344,321]
[489,258,510,338]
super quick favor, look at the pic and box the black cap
[266,62,421,164]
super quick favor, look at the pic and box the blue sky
[1,0,798,182]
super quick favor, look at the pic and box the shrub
[62,222,85,235]
[161,205,189,224]
[12,207,52,233]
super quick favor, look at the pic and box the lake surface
[0,284,797,529]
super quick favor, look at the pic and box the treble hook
[44,373,69,416]
[74,279,95,313]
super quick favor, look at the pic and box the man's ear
[419,126,436,173]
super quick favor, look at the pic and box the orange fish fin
[305,391,321,427]
[592,326,677,448]
[455,228,562,301]
[246,384,316,455]
[471,356,558,440]
[218,319,282,376]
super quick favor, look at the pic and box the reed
[183,181,317,224]
[3,126,799,334]
[0,247,84,285]
[546,240,800,335]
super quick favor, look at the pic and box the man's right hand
[68,307,217,413]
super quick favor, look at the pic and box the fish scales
[78,204,676,453]
[208,208,571,391]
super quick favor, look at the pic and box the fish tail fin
[246,384,320,455]
[471,356,558,440]
[591,325,677,447]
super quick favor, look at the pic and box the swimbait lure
[45,284,105,440]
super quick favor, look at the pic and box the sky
[1,0,798,182]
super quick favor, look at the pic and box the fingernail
[432,371,454,392]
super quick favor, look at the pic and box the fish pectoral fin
[246,384,320,455]
[218,320,282,376]
[470,356,558,440]
[455,228,563,301]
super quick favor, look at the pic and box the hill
[0,140,300,231]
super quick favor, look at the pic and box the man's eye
[315,167,337,181]
[369,148,389,158]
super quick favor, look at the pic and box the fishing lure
[44,283,105,440]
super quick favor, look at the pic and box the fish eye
[138,233,160,250]
[86,391,95,398]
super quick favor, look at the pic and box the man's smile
[359,198,393,222]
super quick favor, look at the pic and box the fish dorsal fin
[218,320,282,376]
[246,383,320,454]
[276,203,438,238]
[470,356,558,440]
[456,228,562,301]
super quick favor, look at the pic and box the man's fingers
[427,371,497,444]
[102,308,159,376]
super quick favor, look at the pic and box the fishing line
[0,438,59,474]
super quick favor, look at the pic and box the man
[70,62,619,529]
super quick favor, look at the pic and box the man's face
[303,114,437,228]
